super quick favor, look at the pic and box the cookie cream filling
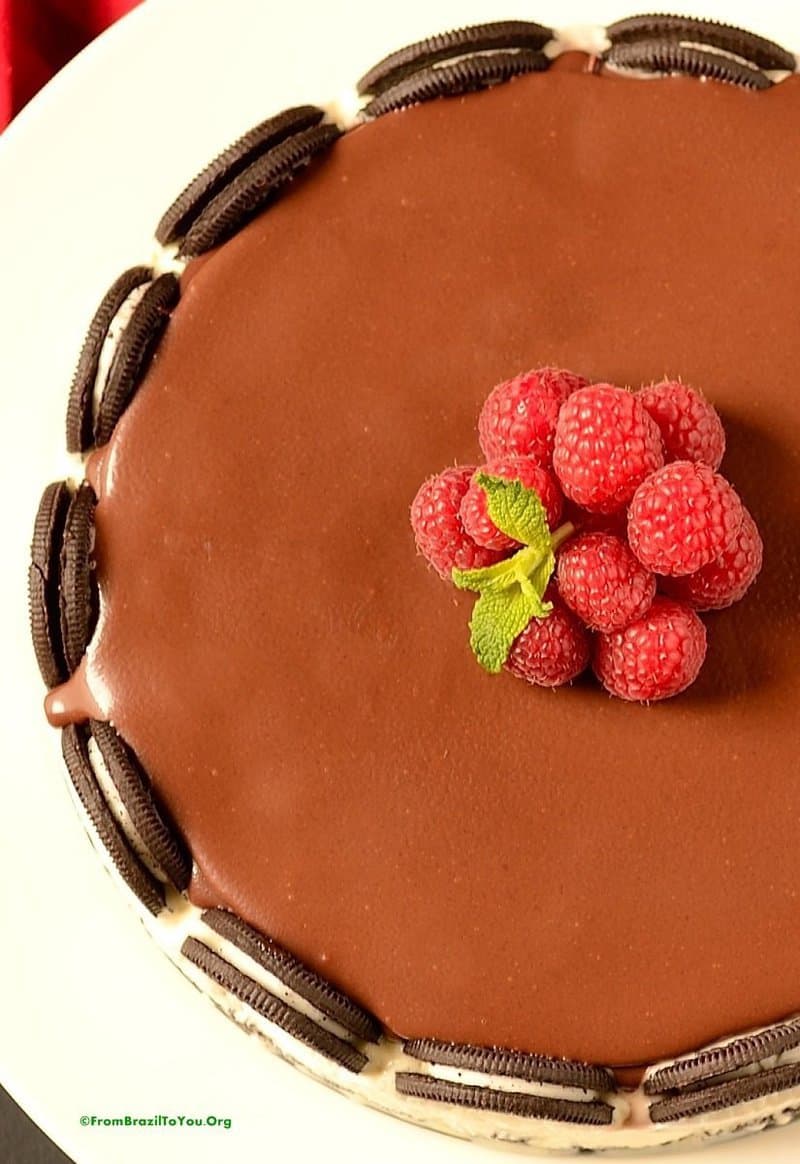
[90,281,151,425]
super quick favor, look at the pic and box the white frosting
[327,89,369,131]
[548,24,611,57]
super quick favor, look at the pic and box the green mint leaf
[452,545,553,597]
[524,547,555,613]
[469,585,550,673]
[477,473,552,549]
[451,484,560,672]
[452,552,529,595]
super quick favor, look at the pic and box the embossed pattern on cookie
[61,724,165,915]
[649,1062,800,1123]
[603,40,773,88]
[201,909,380,1042]
[363,51,550,119]
[58,483,97,675]
[606,13,796,71]
[405,1037,614,1093]
[29,481,72,687]
[357,20,553,96]
[156,106,326,245]
[644,1018,800,1095]
[66,266,153,453]
[181,937,369,1072]
[89,721,192,891]
[94,273,180,446]
[396,1073,615,1125]
[179,123,342,258]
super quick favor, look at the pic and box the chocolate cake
[30,12,800,1152]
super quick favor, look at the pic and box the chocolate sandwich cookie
[649,1061,800,1123]
[155,105,326,246]
[180,938,368,1072]
[61,724,164,915]
[362,50,550,119]
[644,1018,800,1095]
[201,908,380,1042]
[94,272,179,446]
[395,1074,614,1126]
[179,123,342,258]
[65,266,153,454]
[606,14,796,72]
[29,481,71,687]
[603,41,772,89]
[404,1038,614,1093]
[89,721,191,892]
[356,20,553,97]
[58,483,97,676]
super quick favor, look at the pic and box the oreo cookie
[603,41,772,90]
[61,724,164,915]
[363,51,550,119]
[357,20,553,97]
[395,1074,614,1125]
[89,720,192,891]
[181,937,368,1073]
[404,1038,614,1093]
[94,273,180,446]
[179,123,342,258]
[644,1018,800,1095]
[156,105,326,245]
[58,483,97,675]
[649,1061,800,1123]
[201,908,380,1042]
[65,266,153,454]
[29,481,71,687]
[606,14,796,73]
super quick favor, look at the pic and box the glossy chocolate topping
[58,56,800,1067]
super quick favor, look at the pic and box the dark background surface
[1,1,142,128]
[1,1086,73,1164]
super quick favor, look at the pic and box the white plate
[1,1,799,1160]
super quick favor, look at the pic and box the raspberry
[505,592,591,687]
[478,367,588,464]
[638,377,726,467]
[662,507,763,610]
[592,597,707,702]
[627,461,744,577]
[637,380,725,470]
[557,533,656,633]
[552,384,664,514]
[410,467,503,580]
[460,455,563,551]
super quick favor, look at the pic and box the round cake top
[53,54,800,1068]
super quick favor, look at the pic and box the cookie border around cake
[31,12,800,1152]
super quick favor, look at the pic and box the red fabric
[0,0,141,128]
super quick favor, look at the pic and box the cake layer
[68,56,800,1067]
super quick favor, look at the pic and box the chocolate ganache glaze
[51,55,800,1069]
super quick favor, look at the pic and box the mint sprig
[474,473,552,547]
[452,474,573,673]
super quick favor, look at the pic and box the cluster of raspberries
[411,368,763,702]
